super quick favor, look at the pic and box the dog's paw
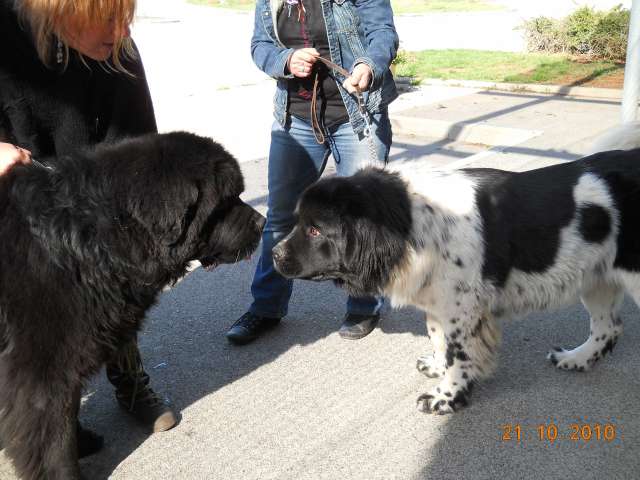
[416,356,445,378]
[416,384,472,415]
[546,347,591,372]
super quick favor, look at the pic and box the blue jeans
[250,112,393,318]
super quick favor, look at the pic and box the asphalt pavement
[1,2,639,479]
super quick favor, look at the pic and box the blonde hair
[16,0,137,73]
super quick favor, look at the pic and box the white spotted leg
[548,283,623,371]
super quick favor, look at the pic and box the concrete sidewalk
[2,4,640,480]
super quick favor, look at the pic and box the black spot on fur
[456,351,469,362]
[465,166,581,287]
[578,203,611,243]
[450,384,473,410]
[601,337,618,357]
[579,150,640,270]
[446,348,454,367]
[454,257,464,267]
[446,341,470,366]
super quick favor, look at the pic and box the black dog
[0,132,264,480]
[273,148,640,414]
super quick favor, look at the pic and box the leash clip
[31,158,54,171]
[356,91,372,138]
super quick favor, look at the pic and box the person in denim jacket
[226,0,399,345]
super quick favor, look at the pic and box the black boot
[226,312,281,345]
[106,339,178,433]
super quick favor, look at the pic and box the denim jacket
[251,0,399,134]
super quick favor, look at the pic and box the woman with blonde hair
[0,0,177,460]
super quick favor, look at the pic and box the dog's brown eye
[308,226,320,237]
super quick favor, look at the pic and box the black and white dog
[272,124,640,414]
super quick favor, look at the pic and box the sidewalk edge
[414,78,622,100]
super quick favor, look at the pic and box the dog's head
[93,132,264,286]
[272,168,412,297]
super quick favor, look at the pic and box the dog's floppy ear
[344,215,401,293]
[338,170,412,293]
[129,176,200,246]
[211,147,244,200]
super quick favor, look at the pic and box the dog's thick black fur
[0,132,264,480]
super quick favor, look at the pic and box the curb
[415,78,622,100]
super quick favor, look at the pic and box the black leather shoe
[339,313,380,340]
[226,312,281,345]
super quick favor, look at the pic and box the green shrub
[591,5,629,61]
[392,49,411,66]
[522,16,567,54]
[522,5,629,61]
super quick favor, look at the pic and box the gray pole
[622,0,640,122]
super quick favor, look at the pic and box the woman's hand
[342,63,373,94]
[287,48,320,78]
[0,142,31,175]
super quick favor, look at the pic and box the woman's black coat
[0,0,157,159]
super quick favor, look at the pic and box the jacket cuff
[278,49,296,79]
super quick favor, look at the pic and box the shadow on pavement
[77,251,428,478]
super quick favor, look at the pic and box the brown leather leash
[310,56,374,147]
